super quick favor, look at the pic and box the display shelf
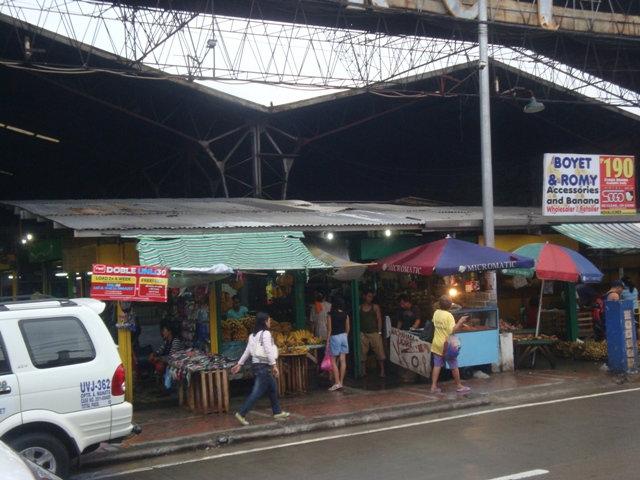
[453,306,499,368]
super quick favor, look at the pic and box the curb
[81,396,490,469]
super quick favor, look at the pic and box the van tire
[11,432,71,478]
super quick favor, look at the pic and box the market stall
[503,242,603,368]
[136,231,331,396]
[373,237,534,376]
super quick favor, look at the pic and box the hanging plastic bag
[320,346,333,372]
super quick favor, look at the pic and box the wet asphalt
[76,388,640,480]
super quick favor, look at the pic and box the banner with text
[543,153,636,216]
[389,327,431,378]
[90,264,169,302]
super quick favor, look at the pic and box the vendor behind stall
[309,290,331,339]
[149,321,184,390]
[396,294,422,330]
[227,295,249,319]
[395,294,421,383]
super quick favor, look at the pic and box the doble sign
[90,264,169,302]
[542,153,636,216]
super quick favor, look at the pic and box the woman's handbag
[252,331,268,362]
[320,346,333,372]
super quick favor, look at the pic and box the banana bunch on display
[275,329,323,354]
[288,329,322,345]
[221,315,255,341]
[270,320,293,334]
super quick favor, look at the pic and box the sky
[1,0,638,114]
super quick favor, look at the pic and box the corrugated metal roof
[553,223,640,249]
[4,198,640,237]
[136,231,329,271]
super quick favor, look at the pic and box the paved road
[78,388,640,480]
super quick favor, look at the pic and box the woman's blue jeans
[239,363,282,416]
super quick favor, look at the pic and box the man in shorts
[360,289,386,377]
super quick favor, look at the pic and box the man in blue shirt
[227,295,249,319]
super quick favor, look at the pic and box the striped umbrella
[504,242,603,336]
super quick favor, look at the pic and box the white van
[0,298,136,477]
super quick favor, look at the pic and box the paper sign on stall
[90,264,169,302]
[390,327,431,378]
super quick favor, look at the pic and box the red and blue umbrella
[504,243,602,283]
[503,243,602,338]
[374,237,534,276]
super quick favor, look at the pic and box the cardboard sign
[389,327,431,378]
[90,264,169,302]
[543,153,636,216]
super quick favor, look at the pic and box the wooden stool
[179,369,230,414]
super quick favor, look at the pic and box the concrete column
[351,280,361,378]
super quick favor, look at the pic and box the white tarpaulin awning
[304,241,369,281]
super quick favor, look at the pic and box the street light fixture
[524,96,546,114]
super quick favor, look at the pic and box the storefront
[360,237,535,379]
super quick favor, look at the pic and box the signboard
[389,327,431,378]
[542,153,636,216]
[90,264,169,302]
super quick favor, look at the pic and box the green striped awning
[553,223,640,249]
[136,231,329,271]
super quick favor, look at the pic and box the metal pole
[252,124,262,198]
[478,0,497,302]
[478,0,494,248]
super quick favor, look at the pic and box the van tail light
[112,364,126,396]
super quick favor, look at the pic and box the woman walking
[327,296,350,391]
[231,312,290,425]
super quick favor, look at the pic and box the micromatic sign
[458,261,517,273]
[381,262,517,274]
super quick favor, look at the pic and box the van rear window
[0,334,9,374]
[20,317,96,369]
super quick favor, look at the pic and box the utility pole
[478,0,494,248]
[478,0,497,299]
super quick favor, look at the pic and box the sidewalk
[82,361,634,468]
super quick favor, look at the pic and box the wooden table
[178,369,230,414]
[514,339,558,369]
[276,353,309,396]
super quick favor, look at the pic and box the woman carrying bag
[231,312,290,426]
[430,295,471,394]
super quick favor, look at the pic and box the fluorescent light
[75,276,82,280]
[55,272,68,278]
[6,125,35,136]
[276,270,286,274]
[7,275,14,280]
[86,271,92,276]
[35,134,60,144]
[2,123,60,143]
